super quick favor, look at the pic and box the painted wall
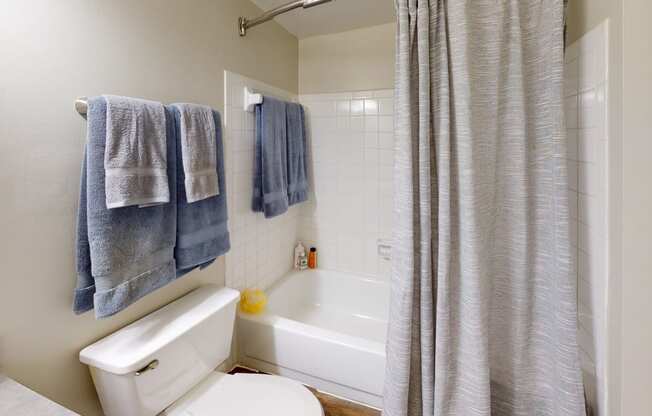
[566,0,612,44]
[299,23,395,94]
[0,1,297,415]
[621,1,652,414]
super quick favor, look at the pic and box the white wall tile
[224,71,299,292]
[378,116,394,132]
[350,116,364,131]
[336,100,350,116]
[565,58,580,97]
[364,99,379,115]
[565,96,579,129]
[378,97,394,115]
[567,129,579,160]
[365,115,379,132]
[300,88,394,279]
[565,22,609,416]
[350,99,364,115]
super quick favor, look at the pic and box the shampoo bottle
[294,242,306,270]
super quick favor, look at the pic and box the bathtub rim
[237,268,389,356]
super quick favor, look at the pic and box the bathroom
[0,0,650,415]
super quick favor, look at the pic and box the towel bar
[75,97,88,117]
[76,91,262,116]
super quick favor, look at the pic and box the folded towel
[252,97,289,218]
[74,97,178,318]
[103,95,169,209]
[172,106,230,273]
[172,103,220,203]
[286,102,309,206]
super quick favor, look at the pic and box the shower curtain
[384,1,585,416]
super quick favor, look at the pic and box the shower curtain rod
[239,0,333,36]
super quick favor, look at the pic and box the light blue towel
[172,103,220,203]
[252,97,289,218]
[103,95,169,209]
[286,103,309,206]
[172,106,230,275]
[74,97,178,318]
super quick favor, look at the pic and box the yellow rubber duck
[240,288,267,314]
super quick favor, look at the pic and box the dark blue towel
[286,103,309,206]
[252,97,289,218]
[173,107,230,276]
[74,97,178,318]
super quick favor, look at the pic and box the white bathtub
[237,269,389,408]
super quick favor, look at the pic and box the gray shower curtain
[384,1,585,415]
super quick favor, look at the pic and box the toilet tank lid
[79,286,240,375]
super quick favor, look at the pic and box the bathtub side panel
[238,317,385,400]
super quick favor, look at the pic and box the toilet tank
[79,286,240,416]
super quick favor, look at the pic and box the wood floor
[229,366,381,416]
[308,387,381,416]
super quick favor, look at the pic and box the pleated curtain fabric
[384,1,586,415]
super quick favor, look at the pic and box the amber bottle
[308,247,317,269]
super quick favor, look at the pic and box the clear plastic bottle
[294,242,306,270]
[299,252,308,270]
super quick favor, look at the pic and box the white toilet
[79,286,324,416]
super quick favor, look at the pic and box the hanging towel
[171,103,220,203]
[74,97,178,318]
[172,106,230,273]
[286,102,309,206]
[252,96,289,218]
[103,95,169,209]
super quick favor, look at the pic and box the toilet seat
[164,371,324,416]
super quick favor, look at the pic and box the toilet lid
[164,372,324,416]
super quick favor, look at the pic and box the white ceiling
[249,0,395,39]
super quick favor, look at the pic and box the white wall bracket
[244,87,263,112]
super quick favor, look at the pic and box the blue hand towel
[252,97,289,218]
[173,106,230,275]
[74,97,178,318]
[286,102,309,206]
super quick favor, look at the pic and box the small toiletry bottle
[294,242,306,270]
[299,252,308,270]
[308,247,317,269]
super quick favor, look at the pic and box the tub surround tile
[225,75,394,287]
[564,22,609,416]
[299,89,395,280]
[224,71,300,292]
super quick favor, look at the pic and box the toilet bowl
[79,286,323,416]
[164,372,321,415]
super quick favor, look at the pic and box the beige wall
[0,1,297,415]
[299,23,395,94]
[566,0,613,44]
[621,0,652,414]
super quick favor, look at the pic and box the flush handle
[135,359,159,376]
